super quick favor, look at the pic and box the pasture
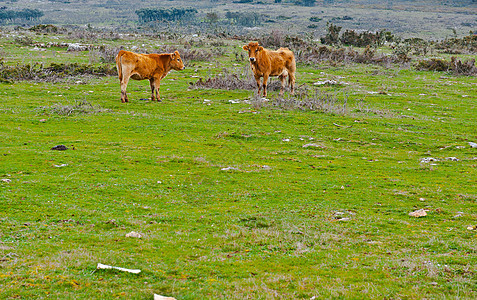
[1,27,477,299]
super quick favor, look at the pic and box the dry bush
[38,100,110,116]
[416,57,477,76]
[154,45,214,61]
[90,45,123,63]
[190,66,284,91]
[251,87,348,114]
[0,61,116,83]
[29,24,60,34]
[191,66,256,90]
[67,29,98,42]
[296,45,411,67]
[434,34,477,54]
[450,57,477,75]
[13,36,33,46]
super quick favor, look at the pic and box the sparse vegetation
[38,99,111,116]
[1,2,477,299]
[0,61,116,82]
[135,8,198,24]
[416,56,477,75]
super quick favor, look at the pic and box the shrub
[38,100,110,116]
[0,62,116,82]
[13,36,33,46]
[251,87,347,114]
[135,8,198,23]
[191,66,256,91]
[29,24,58,33]
[321,24,394,47]
[434,33,477,54]
[296,45,411,67]
[320,22,341,45]
[416,57,477,76]
[154,45,213,62]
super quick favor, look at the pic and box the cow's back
[117,51,163,79]
[277,48,295,70]
[265,48,295,76]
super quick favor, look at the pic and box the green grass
[1,29,476,299]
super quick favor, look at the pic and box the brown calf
[115,50,185,103]
[243,42,296,97]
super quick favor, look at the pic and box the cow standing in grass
[115,50,185,103]
[243,42,296,97]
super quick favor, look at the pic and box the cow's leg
[254,75,262,96]
[154,77,161,102]
[262,74,269,97]
[288,71,296,95]
[149,78,156,101]
[279,74,287,96]
[120,76,130,103]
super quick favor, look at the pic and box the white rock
[420,157,438,163]
[302,143,323,148]
[54,164,68,168]
[154,294,177,300]
[446,157,459,161]
[96,263,141,274]
[409,209,427,218]
[469,142,477,148]
[221,167,239,171]
[125,231,142,238]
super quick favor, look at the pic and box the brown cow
[243,42,296,97]
[115,50,185,103]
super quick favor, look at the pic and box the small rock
[420,157,438,163]
[51,145,68,151]
[154,294,177,300]
[53,164,68,168]
[39,119,47,122]
[1,179,12,183]
[469,142,477,148]
[221,167,239,171]
[409,209,427,218]
[467,225,477,231]
[302,143,325,149]
[446,157,459,161]
[282,138,290,142]
[338,217,350,222]
[125,231,142,238]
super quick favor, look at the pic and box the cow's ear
[242,45,249,51]
[174,50,179,56]
[171,52,176,58]
[258,46,264,51]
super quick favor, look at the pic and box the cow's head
[243,42,263,63]
[170,51,185,70]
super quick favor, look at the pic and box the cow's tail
[116,51,123,82]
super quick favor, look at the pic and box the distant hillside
[0,0,475,39]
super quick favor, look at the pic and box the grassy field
[1,27,477,299]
